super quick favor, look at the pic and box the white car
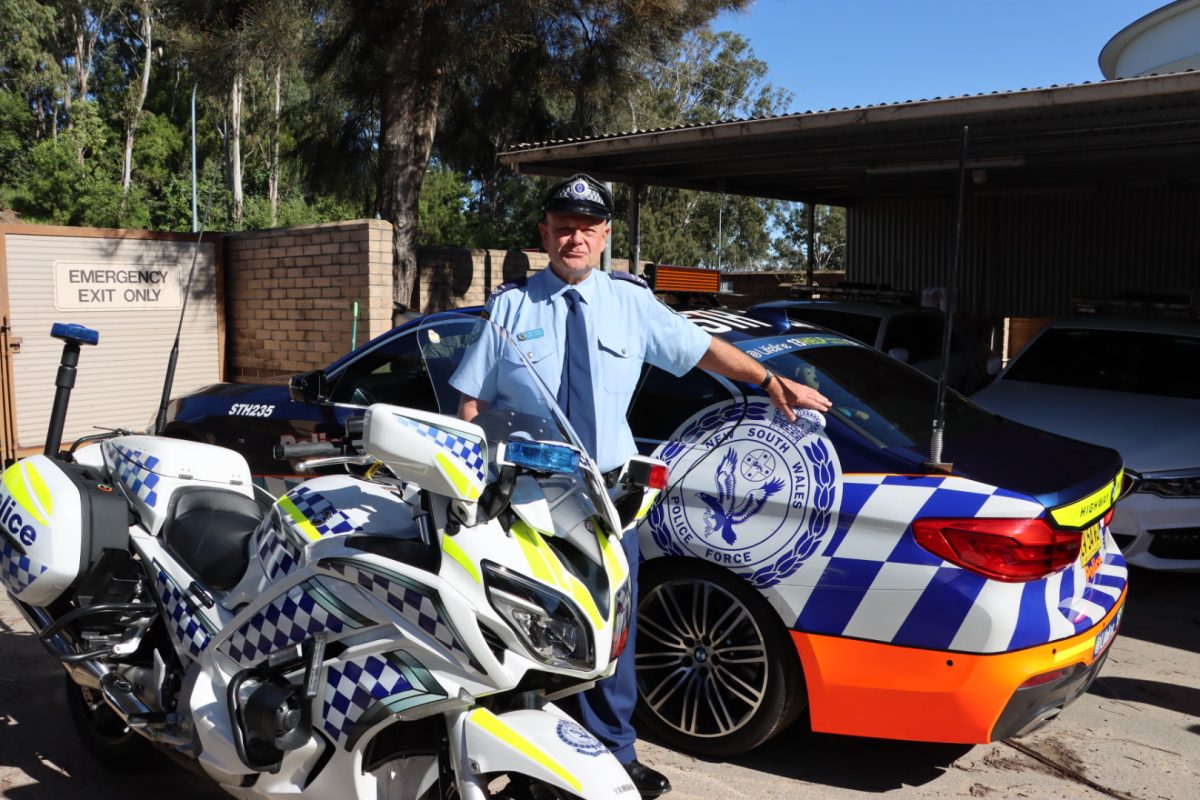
[972,315,1200,571]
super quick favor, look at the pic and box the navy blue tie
[557,289,597,459]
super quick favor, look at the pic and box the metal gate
[0,229,18,466]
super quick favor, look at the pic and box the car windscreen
[759,342,1001,451]
[1004,328,1200,399]
[782,308,881,345]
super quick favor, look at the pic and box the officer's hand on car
[766,371,832,423]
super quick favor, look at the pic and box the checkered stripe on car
[110,444,161,508]
[153,563,214,659]
[398,417,486,484]
[287,486,357,537]
[790,473,1125,654]
[219,579,369,667]
[321,559,480,672]
[257,513,305,580]
[1,539,46,595]
[320,651,446,749]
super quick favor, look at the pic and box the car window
[1003,328,1200,399]
[761,345,1000,450]
[881,313,944,362]
[329,333,438,409]
[781,308,881,345]
[629,365,738,443]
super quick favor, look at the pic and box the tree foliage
[0,0,845,289]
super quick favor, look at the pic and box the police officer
[452,174,831,797]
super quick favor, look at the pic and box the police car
[163,305,1128,757]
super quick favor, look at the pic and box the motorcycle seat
[161,487,265,591]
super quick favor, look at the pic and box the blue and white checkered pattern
[257,515,304,580]
[153,564,213,659]
[322,560,477,671]
[220,580,363,667]
[1,539,46,595]
[786,473,1126,654]
[321,653,414,746]
[398,417,486,484]
[287,486,356,536]
[110,444,161,508]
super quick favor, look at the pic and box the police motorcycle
[3,314,666,800]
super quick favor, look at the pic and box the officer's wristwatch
[758,369,775,391]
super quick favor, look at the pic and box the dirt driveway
[2,568,1196,800]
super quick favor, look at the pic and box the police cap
[541,174,613,220]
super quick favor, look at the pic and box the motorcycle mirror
[289,370,329,404]
[612,456,668,530]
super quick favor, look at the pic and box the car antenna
[926,124,969,473]
[153,185,214,435]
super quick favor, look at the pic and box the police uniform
[450,175,711,786]
[452,267,710,472]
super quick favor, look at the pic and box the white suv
[972,314,1200,571]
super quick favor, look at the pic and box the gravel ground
[2,567,1196,800]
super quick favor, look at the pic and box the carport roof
[499,71,1200,205]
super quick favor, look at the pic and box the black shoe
[624,760,671,799]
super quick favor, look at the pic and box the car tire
[633,558,805,758]
[64,675,154,769]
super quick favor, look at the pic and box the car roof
[752,299,940,320]
[1045,314,1200,337]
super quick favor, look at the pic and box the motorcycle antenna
[153,185,214,435]
[926,124,970,473]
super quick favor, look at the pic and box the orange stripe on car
[790,588,1126,743]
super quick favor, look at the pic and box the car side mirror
[289,370,329,404]
[886,346,910,363]
[986,355,1003,377]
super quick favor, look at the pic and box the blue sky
[713,1,1168,113]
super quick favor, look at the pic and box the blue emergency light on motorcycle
[50,322,100,346]
[504,440,580,475]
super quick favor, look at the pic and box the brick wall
[223,220,392,381]
[220,219,821,383]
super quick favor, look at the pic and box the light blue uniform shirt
[451,267,711,472]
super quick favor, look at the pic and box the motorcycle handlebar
[274,441,340,460]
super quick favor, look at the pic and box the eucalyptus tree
[313,0,750,315]
[607,30,790,270]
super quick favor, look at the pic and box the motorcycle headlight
[483,563,594,671]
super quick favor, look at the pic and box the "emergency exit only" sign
[52,262,183,310]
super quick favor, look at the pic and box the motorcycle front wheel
[64,674,154,769]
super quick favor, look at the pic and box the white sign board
[53,262,183,311]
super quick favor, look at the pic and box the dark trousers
[560,525,640,764]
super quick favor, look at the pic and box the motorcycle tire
[64,674,154,769]
[633,557,806,758]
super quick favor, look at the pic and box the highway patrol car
[163,305,1128,757]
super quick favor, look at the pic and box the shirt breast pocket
[510,337,558,388]
[597,333,643,399]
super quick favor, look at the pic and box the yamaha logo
[647,401,840,588]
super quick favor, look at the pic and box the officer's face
[540,212,610,283]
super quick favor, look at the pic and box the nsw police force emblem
[645,400,841,589]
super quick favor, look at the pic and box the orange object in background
[790,589,1126,743]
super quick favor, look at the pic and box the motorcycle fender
[463,708,636,800]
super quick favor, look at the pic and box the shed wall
[847,187,1200,316]
[3,230,220,451]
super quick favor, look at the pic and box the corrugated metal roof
[500,71,1200,205]
[505,73,1194,151]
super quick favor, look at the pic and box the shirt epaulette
[611,270,651,290]
[489,276,529,300]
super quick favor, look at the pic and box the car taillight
[912,517,1080,582]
